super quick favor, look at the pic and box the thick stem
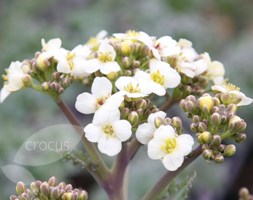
[128,138,141,161]
[56,98,111,189]
[142,145,203,200]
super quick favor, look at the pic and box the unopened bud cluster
[180,93,247,163]
[10,176,88,200]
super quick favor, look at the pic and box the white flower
[56,45,91,75]
[75,77,123,114]
[115,76,151,98]
[0,61,30,103]
[203,53,225,84]
[85,40,121,75]
[136,111,166,144]
[135,59,181,96]
[40,38,63,59]
[86,30,108,50]
[148,125,194,171]
[84,107,132,156]
[212,83,253,106]
[155,36,181,57]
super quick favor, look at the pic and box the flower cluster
[10,176,88,200]
[1,30,252,172]
[180,91,251,163]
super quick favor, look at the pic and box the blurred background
[0,0,253,199]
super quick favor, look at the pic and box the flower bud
[192,115,200,123]
[121,40,132,55]
[190,123,198,133]
[223,144,236,157]
[133,60,140,68]
[48,176,57,187]
[171,117,182,130]
[235,133,247,143]
[239,187,250,200]
[198,95,214,113]
[197,131,212,144]
[128,111,139,125]
[36,55,50,71]
[221,93,241,105]
[106,72,118,81]
[211,112,222,126]
[62,192,73,200]
[179,99,187,112]
[50,187,61,199]
[229,116,246,132]
[198,122,207,132]
[217,144,226,152]
[40,182,50,197]
[20,193,29,200]
[214,154,224,163]
[10,195,18,200]
[30,182,39,195]
[78,190,88,200]
[16,182,26,195]
[136,99,147,109]
[65,184,73,192]
[202,149,213,160]
[186,95,196,103]
[213,97,220,106]
[42,82,50,91]
[122,57,131,69]
[154,117,165,128]
[185,101,196,113]
[212,135,221,147]
[121,108,129,118]
[22,75,32,87]
[227,104,237,113]
[124,70,132,76]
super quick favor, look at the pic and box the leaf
[2,165,35,184]
[13,124,83,166]
[158,171,197,200]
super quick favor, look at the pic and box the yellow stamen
[67,52,76,70]
[226,83,240,91]
[102,124,115,137]
[161,138,177,154]
[2,74,8,81]
[98,52,113,62]
[151,71,165,85]
[124,83,141,93]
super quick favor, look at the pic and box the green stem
[221,130,232,140]
[141,145,203,200]
[55,98,111,189]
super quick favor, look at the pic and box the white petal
[84,59,100,74]
[103,92,124,108]
[113,120,132,141]
[194,59,208,76]
[98,136,122,156]
[176,134,194,156]
[57,59,70,73]
[0,87,11,103]
[99,41,116,60]
[136,123,155,144]
[153,125,176,142]
[91,77,112,98]
[75,93,96,114]
[148,82,166,96]
[147,139,165,159]
[147,111,166,124]
[84,124,102,142]
[93,107,120,125]
[211,85,227,93]
[162,151,184,171]
[134,70,150,80]
[100,61,120,74]
[237,93,253,106]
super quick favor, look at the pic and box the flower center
[96,95,109,109]
[124,83,141,93]
[2,74,8,81]
[126,30,139,37]
[226,83,240,91]
[98,52,113,62]
[102,124,115,137]
[67,52,76,70]
[151,71,165,85]
[161,138,176,154]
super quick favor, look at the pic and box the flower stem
[141,145,203,200]
[55,98,111,189]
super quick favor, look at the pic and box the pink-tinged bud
[202,149,213,160]
[212,135,222,147]
[133,60,140,68]
[213,97,220,106]
[198,122,207,132]
[235,133,247,143]
[190,123,198,133]
[214,154,224,163]
[192,115,200,123]
[22,75,32,87]
[211,112,222,126]
[227,104,237,113]
[171,117,182,129]
[239,187,250,199]
[40,182,50,197]
[48,176,57,187]
[16,182,26,195]
[128,111,139,125]
[186,95,197,103]
[50,187,61,199]
[78,190,88,200]
[186,101,196,113]
[10,195,18,200]
[122,57,131,69]
[65,184,73,192]
[36,55,50,71]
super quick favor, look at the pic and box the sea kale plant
[2,30,252,200]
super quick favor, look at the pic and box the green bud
[48,176,57,187]
[30,182,39,195]
[128,111,139,125]
[214,154,224,163]
[217,144,226,153]
[36,55,50,71]
[136,99,147,109]
[122,57,131,69]
[223,144,236,157]
[42,82,50,91]
[22,75,32,87]
[179,99,187,112]
[171,117,182,130]
[211,112,222,126]
[121,108,129,118]
[154,117,165,128]
[124,70,132,76]
[16,182,26,195]
[197,131,212,144]
[227,104,237,113]
[78,190,88,200]
[212,135,222,147]
[62,192,73,200]
[133,60,140,68]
